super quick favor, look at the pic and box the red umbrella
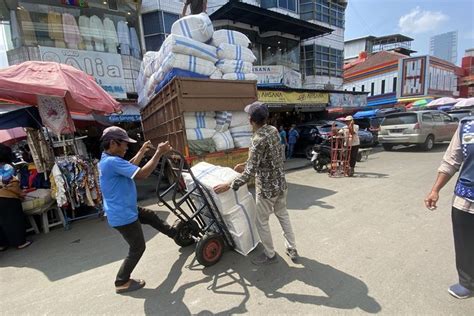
[0,61,121,115]
[0,127,26,145]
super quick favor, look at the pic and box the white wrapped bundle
[182,162,260,255]
[162,34,218,63]
[212,130,235,151]
[216,59,253,74]
[184,112,217,129]
[215,111,232,132]
[210,68,223,79]
[212,29,251,47]
[222,73,258,81]
[171,13,214,43]
[186,128,216,141]
[161,53,217,76]
[230,125,253,148]
[217,43,256,63]
[230,111,249,127]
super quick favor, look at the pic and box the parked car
[446,109,472,122]
[378,110,458,151]
[354,117,382,145]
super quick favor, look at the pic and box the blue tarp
[154,68,209,95]
[0,106,42,129]
[354,110,378,119]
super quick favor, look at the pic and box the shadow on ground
[287,183,337,210]
[130,246,381,315]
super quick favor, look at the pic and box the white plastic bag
[222,73,258,81]
[230,125,253,148]
[213,130,235,151]
[184,112,217,129]
[162,34,218,63]
[216,59,253,74]
[209,68,223,79]
[186,128,216,141]
[171,13,214,43]
[215,111,232,132]
[161,53,217,77]
[217,43,256,63]
[212,29,251,47]
[230,111,249,127]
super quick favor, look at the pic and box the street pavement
[1,144,474,315]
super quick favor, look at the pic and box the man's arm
[135,142,172,180]
[129,141,152,166]
[231,140,263,190]
[203,0,207,12]
[182,2,189,16]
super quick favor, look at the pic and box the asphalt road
[1,144,473,315]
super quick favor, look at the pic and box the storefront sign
[399,56,428,98]
[39,46,127,99]
[258,90,328,104]
[329,93,367,108]
[253,65,302,89]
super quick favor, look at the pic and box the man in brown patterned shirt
[214,102,298,265]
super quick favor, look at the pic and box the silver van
[378,110,458,151]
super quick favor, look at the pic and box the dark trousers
[287,143,296,159]
[349,145,360,168]
[452,207,474,291]
[114,207,176,286]
[0,197,26,247]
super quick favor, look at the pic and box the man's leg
[350,145,360,169]
[138,207,177,238]
[452,207,474,291]
[114,220,146,287]
[273,189,296,251]
[255,194,277,258]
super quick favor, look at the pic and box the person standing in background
[182,0,207,16]
[279,126,287,161]
[287,124,299,159]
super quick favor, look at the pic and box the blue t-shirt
[288,129,299,144]
[99,153,140,227]
[279,130,287,144]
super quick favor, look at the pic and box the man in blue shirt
[99,126,174,294]
[287,124,299,159]
[279,126,287,161]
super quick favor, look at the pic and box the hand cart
[155,150,235,267]
[329,123,352,177]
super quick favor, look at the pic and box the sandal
[17,240,33,250]
[115,279,146,294]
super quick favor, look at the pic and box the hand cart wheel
[195,232,225,267]
[173,218,199,247]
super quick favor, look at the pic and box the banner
[253,65,302,89]
[39,46,127,99]
[329,93,367,108]
[258,90,328,104]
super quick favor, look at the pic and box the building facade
[344,34,415,63]
[429,31,458,65]
[460,48,474,98]
[0,0,142,100]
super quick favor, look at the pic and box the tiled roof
[344,51,406,78]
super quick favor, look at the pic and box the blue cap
[244,101,269,122]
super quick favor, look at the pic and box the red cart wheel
[195,232,225,267]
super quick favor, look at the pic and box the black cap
[100,126,137,143]
[244,101,269,122]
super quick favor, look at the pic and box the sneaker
[448,284,472,299]
[251,253,278,266]
[286,248,298,262]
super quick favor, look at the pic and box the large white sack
[184,112,217,129]
[171,13,214,43]
[162,34,218,63]
[210,68,223,79]
[213,130,235,151]
[212,29,251,47]
[230,125,253,148]
[230,111,249,127]
[186,128,216,141]
[182,162,260,255]
[162,53,217,76]
[216,59,253,74]
[222,73,258,81]
[217,43,256,62]
[215,111,232,132]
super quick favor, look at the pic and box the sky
[345,0,474,64]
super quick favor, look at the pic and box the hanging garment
[51,164,68,207]
[37,95,76,136]
[62,13,82,49]
[89,15,105,52]
[103,18,119,53]
[129,27,141,58]
[26,128,55,174]
[78,16,93,51]
[47,11,65,48]
[18,9,37,46]
[10,10,21,48]
[117,21,130,55]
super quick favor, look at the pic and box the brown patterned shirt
[231,124,287,198]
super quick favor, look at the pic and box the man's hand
[157,141,172,155]
[234,163,246,173]
[140,140,153,154]
[425,191,439,210]
[214,183,231,194]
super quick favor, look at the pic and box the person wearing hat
[214,102,298,265]
[341,115,360,177]
[98,126,175,294]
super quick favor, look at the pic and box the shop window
[263,0,297,12]
[142,10,178,52]
[142,12,163,35]
[144,34,165,52]
[300,0,345,28]
[163,12,179,33]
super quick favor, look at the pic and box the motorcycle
[311,137,331,173]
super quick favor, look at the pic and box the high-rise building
[429,31,458,64]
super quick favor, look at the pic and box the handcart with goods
[154,150,235,267]
[329,123,352,177]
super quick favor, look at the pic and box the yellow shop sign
[258,90,329,104]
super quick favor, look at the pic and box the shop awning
[210,1,333,39]
[0,106,42,129]
[354,110,378,119]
